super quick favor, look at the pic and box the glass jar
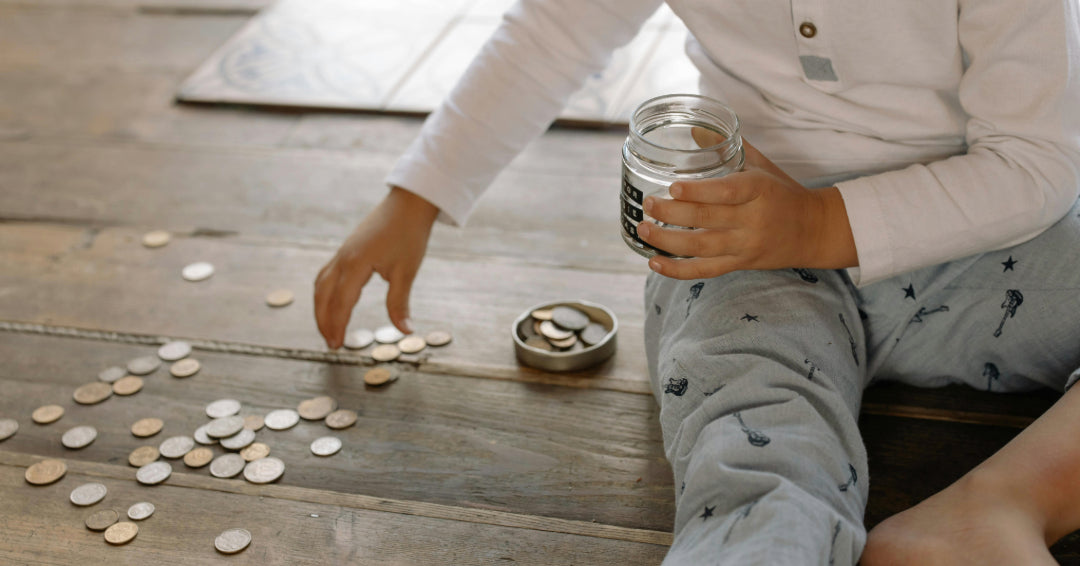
[620,94,744,258]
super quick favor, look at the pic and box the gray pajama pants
[643,198,1080,565]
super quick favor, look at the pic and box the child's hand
[637,139,857,280]
[314,187,439,348]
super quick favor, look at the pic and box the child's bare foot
[861,471,1057,566]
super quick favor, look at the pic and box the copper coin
[425,330,453,347]
[131,418,163,438]
[183,447,214,468]
[85,509,120,532]
[324,409,358,430]
[363,367,395,386]
[25,459,67,485]
[240,442,270,462]
[371,344,400,362]
[242,415,264,432]
[549,335,578,349]
[215,528,252,554]
[530,308,554,321]
[128,446,159,467]
[32,404,65,424]
[141,230,171,248]
[524,336,554,351]
[397,335,426,354]
[265,289,294,307]
[539,320,573,341]
[73,382,113,405]
[297,396,337,421]
[112,376,144,396]
[104,521,139,545]
[169,358,200,378]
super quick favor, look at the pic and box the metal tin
[512,300,618,373]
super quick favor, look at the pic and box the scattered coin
[263,409,299,431]
[206,416,245,439]
[398,335,426,354]
[32,405,65,425]
[265,289,294,308]
[240,442,270,462]
[61,425,97,449]
[324,409,358,430]
[70,482,108,506]
[104,521,139,545]
[310,436,342,457]
[205,399,241,419]
[141,230,171,248]
[552,306,590,331]
[136,461,172,485]
[131,418,164,438]
[85,509,120,531]
[344,328,375,350]
[209,453,246,479]
[524,336,554,351]
[374,325,405,344]
[215,528,252,554]
[0,418,18,441]
[242,456,284,484]
[193,424,217,445]
[297,396,337,421]
[531,308,554,321]
[183,447,214,468]
[112,375,144,396]
[181,261,214,282]
[128,446,159,467]
[25,459,67,485]
[127,502,155,521]
[363,367,395,386]
[169,358,200,378]
[159,436,195,459]
[157,341,191,361]
[242,415,264,432]
[371,344,400,362]
[220,428,256,451]
[98,366,127,383]
[580,323,609,346]
[425,330,453,347]
[127,356,161,376]
[73,382,113,405]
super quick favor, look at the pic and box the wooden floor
[0,1,1077,563]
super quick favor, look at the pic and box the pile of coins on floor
[517,305,611,352]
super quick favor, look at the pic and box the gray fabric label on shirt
[799,55,838,82]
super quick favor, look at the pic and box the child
[314,1,1080,563]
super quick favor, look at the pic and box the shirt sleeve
[386,0,665,227]
[836,0,1080,286]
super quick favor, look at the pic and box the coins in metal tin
[425,330,453,347]
[159,436,195,459]
[524,336,554,351]
[25,459,67,485]
[242,415,264,431]
[73,382,113,405]
[374,325,405,344]
[240,442,270,462]
[539,320,573,341]
[157,341,191,361]
[61,425,97,449]
[0,418,18,441]
[265,289,294,307]
[363,367,395,386]
[70,482,108,506]
[181,261,214,282]
[531,308,554,321]
[263,409,299,431]
[131,418,164,438]
[552,306,590,331]
[183,447,214,468]
[85,509,120,531]
[220,428,256,451]
[128,446,159,467]
[193,424,217,445]
[344,328,375,349]
[169,358,200,378]
[242,456,284,484]
[127,356,161,376]
[297,396,337,421]
[310,436,342,457]
[215,528,252,554]
[127,502,155,521]
[104,521,139,545]
[398,335,426,354]
[136,461,172,485]
[205,399,241,419]
[141,230,171,248]
[206,416,245,439]
[209,453,246,479]
[112,376,144,396]
[98,366,127,383]
[324,409,358,430]
[32,405,65,425]
[580,323,609,346]
[371,344,400,362]
[549,334,578,349]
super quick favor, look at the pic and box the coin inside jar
[126,356,161,376]
[131,418,163,438]
[157,340,191,361]
[265,288,294,307]
[128,446,159,467]
[363,367,395,386]
[424,330,453,347]
[32,404,65,424]
[297,396,337,421]
[104,521,139,545]
[70,482,108,506]
[61,425,97,449]
[215,528,252,554]
[397,335,426,354]
[85,509,120,531]
[73,382,113,405]
[370,344,400,362]
[25,459,67,485]
[112,375,144,396]
[183,447,214,468]
[240,442,270,462]
[169,358,200,378]
[324,409,358,430]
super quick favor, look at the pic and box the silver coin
[263,409,299,431]
[61,425,97,449]
[157,341,191,361]
[135,461,172,485]
[552,306,590,331]
[205,399,241,419]
[310,436,342,457]
[205,416,245,439]
[97,366,127,383]
[209,453,246,479]
[539,320,574,341]
[69,482,108,506]
[373,325,405,344]
[0,418,17,442]
[215,528,252,554]
[193,423,217,445]
[181,261,214,282]
[158,436,195,459]
[127,502,155,521]
[580,323,609,346]
[219,428,256,451]
[126,356,161,376]
[343,328,375,350]
[242,456,284,484]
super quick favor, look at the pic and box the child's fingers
[314,260,372,348]
[637,222,740,259]
[647,254,742,280]
[669,174,761,205]
[644,196,737,229]
[386,267,417,335]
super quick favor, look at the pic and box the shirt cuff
[384,153,476,228]
[835,178,895,287]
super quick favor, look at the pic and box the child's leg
[645,267,869,565]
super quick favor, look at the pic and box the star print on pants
[740,314,759,322]
[902,284,916,300]
[1002,256,1017,272]
[700,505,715,521]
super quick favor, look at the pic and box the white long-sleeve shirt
[387,0,1080,286]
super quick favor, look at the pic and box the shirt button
[799,22,817,38]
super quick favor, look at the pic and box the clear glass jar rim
[629,93,741,156]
